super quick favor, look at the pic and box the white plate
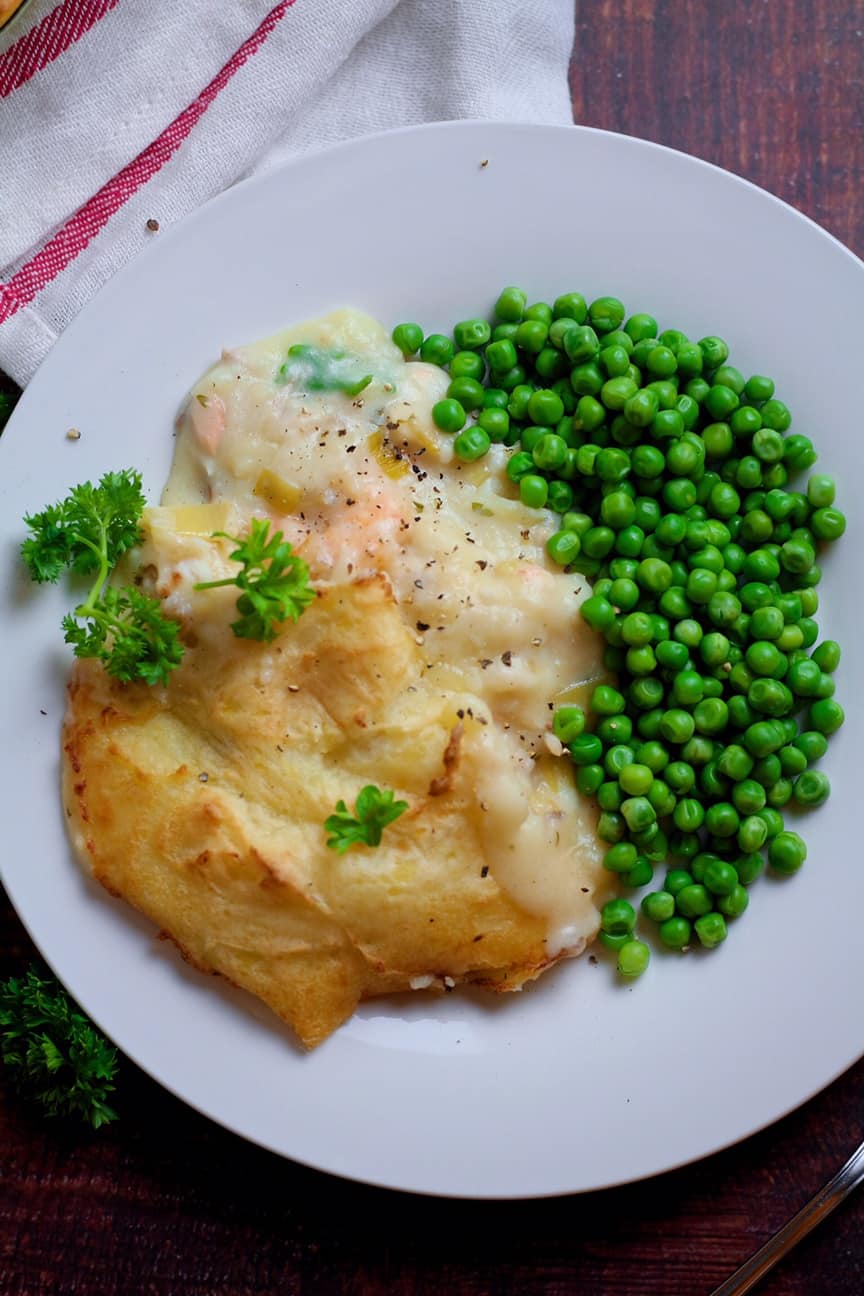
[1,122,862,1199]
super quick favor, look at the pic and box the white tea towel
[0,0,575,385]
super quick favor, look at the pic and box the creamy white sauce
[151,309,608,951]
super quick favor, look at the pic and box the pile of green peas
[391,289,845,979]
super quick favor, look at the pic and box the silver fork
[710,1138,864,1295]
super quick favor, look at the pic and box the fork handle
[710,1139,864,1296]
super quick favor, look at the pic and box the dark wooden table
[3,3,864,1293]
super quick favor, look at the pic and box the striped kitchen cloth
[0,0,575,384]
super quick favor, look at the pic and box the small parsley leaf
[194,517,315,642]
[325,785,409,854]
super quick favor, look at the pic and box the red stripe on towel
[0,0,121,99]
[0,2,293,324]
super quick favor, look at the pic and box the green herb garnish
[21,469,183,685]
[0,967,118,1129]
[276,343,373,398]
[325,785,409,854]
[195,517,315,642]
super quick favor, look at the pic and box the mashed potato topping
[62,309,612,1047]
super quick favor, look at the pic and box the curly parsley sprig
[0,967,118,1129]
[195,517,315,642]
[21,469,183,685]
[325,785,409,854]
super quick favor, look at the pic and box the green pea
[573,394,606,433]
[447,376,485,410]
[787,658,821,697]
[419,333,454,366]
[757,807,785,838]
[615,939,650,977]
[659,709,696,745]
[768,830,807,875]
[450,349,487,380]
[810,698,844,734]
[453,318,491,350]
[588,296,625,334]
[673,798,704,832]
[532,432,568,472]
[625,313,658,342]
[600,376,637,410]
[751,753,782,787]
[535,347,568,381]
[547,481,575,514]
[528,388,565,425]
[551,707,585,745]
[704,859,739,896]
[570,734,604,767]
[597,716,633,747]
[506,383,534,420]
[600,898,637,936]
[793,769,830,807]
[516,319,549,355]
[471,409,507,446]
[737,815,768,854]
[607,577,639,611]
[665,761,695,793]
[492,322,520,343]
[580,594,616,632]
[779,744,808,777]
[569,365,606,399]
[615,524,645,557]
[704,384,739,420]
[742,373,774,401]
[704,803,739,838]
[519,474,549,509]
[563,324,600,363]
[391,322,424,356]
[481,388,509,412]
[595,689,629,724]
[624,857,655,889]
[659,916,693,949]
[505,450,534,483]
[810,640,840,674]
[743,720,785,758]
[432,398,466,433]
[810,506,846,541]
[734,852,765,886]
[717,885,749,919]
[793,730,828,763]
[453,426,491,461]
[694,912,728,948]
[731,778,767,815]
[600,491,637,529]
[641,891,675,923]
[626,391,661,432]
[603,841,638,873]
[576,763,605,796]
[485,337,519,373]
[669,831,699,861]
[676,884,713,918]
[673,618,703,649]
[758,397,791,431]
[619,762,654,796]
[766,777,793,807]
[663,869,691,897]
[494,286,527,322]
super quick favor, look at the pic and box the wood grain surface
[2,3,864,1293]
